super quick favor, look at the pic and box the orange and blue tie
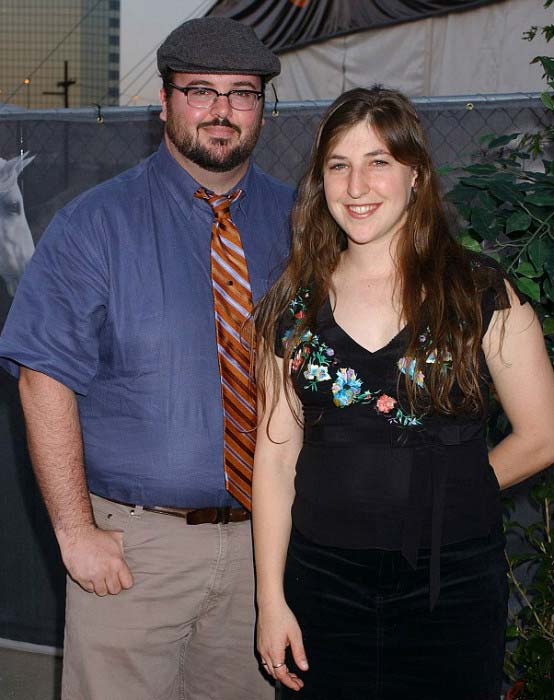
[195,187,256,509]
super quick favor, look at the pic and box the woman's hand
[257,599,309,691]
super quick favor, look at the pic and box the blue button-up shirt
[0,142,293,507]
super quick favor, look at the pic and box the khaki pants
[62,494,273,700]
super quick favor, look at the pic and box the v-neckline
[321,297,408,357]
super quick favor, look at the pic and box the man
[0,17,293,700]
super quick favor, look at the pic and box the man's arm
[19,367,133,596]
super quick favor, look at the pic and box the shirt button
[227,280,233,286]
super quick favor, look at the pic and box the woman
[252,86,554,700]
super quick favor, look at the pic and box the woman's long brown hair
[255,86,488,426]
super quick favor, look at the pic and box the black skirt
[281,526,508,700]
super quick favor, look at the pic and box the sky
[120,0,217,107]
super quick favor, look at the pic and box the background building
[0,0,120,110]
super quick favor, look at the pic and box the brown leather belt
[95,494,250,525]
[144,505,250,524]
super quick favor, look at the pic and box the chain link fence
[0,94,551,241]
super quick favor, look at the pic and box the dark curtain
[207,0,506,53]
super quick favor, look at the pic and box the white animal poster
[0,152,35,297]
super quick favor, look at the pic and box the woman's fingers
[289,627,309,671]
[273,663,304,690]
[261,653,285,679]
[262,654,304,690]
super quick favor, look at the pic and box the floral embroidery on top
[305,363,331,384]
[281,288,423,427]
[333,368,372,407]
[397,357,426,388]
[397,327,453,388]
[376,394,397,414]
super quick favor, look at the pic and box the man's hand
[18,369,134,596]
[58,526,134,596]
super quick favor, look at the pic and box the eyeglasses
[165,83,264,111]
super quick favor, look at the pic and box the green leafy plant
[447,142,554,347]
[445,4,554,697]
[503,475,554,700]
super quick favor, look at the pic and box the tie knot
[195,187,242,218]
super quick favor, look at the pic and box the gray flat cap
[157,17,280,81]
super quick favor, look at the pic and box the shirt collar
[153,140,256,217]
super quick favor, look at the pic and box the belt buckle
[184,506,231,525]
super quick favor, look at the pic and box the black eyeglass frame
[164,82,265,110]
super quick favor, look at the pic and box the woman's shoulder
[463,251,528,332]
[466,251,525,307]
[465,250,505,281]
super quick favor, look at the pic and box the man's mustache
[198,118,241,135]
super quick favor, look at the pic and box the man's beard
[166,107,262,173]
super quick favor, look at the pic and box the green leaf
[479,132,497,146]
[515,261,541,278]
[456,204,472,222]
[464,163,498,175]
[524,170,554,184]
[446,186,477,205]
[471,207,495,238]
[533,56,554,81]
[478,191,497,211]
[485,249,501,263]
[496,157,520,167]
[524,192,554,206]
[459,232,481,252]
[543,317,554,336]
[544,247,554,282]
[506,211,532,233]
[488,133,520,149]
[527,203,552,220]
[541,91,554,111]
[528,238,549,271]
[531,482,551,502]
[490,183,522,203]
[516,277,541,301]
[525,182,554,195]
[494,172,518,183]
[545,278,554,303]
[459,176,491,190]
[526,636,552,659]
[545,20,554,39]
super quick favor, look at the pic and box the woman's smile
[344,202,382,218]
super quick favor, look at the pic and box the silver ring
[272,662,285,669]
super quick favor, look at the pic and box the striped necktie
[195,187,256,509]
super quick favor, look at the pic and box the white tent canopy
[271,0,551,100]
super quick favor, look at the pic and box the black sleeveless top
[276,255,526,606]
